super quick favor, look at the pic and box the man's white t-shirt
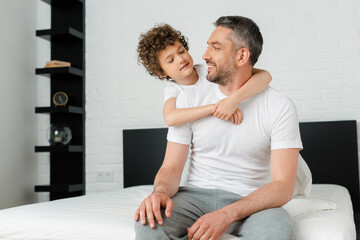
[167,79,303,197]
[163,64,209,102]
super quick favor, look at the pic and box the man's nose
[202,49,210,61]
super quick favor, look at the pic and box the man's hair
[137,24,189,80]
[215,16,263,66]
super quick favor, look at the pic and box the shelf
[35,145,83,152]
[36,27,83,41]
[36,67,83,77]
[35,0,85,201]
[35,106,84,114]
[35,184,83,193]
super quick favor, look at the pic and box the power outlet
[96,171,114,182]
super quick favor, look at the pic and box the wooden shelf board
[35,106,84,114]
[36,27,83,41]
[36,66,83,77]
[35,145,83,152]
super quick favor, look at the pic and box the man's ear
[235,48,250,67]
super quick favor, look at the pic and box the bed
[0,120,358,240]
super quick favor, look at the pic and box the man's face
[158,41,194,83]
[202,26,236,86]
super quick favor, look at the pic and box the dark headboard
[123,128,168,188]
[299,120,360,212]
[123,120,360,212]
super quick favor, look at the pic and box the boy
[137,24,271,126]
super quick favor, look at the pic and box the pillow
[293,154,312,197]
[282,198,337,218]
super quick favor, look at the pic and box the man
[134,16,302,240]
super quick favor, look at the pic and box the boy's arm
[213,68,272,121]
[163,97,215,127]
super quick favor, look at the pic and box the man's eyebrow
[208,41,223,46]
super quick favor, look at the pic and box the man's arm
[134,141,189,228]
[224,148,299,218]
[187,148,299,240]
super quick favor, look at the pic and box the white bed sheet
[0,184,355,240]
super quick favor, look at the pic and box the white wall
[0,0,38,209]
[85,0,360,193]
[36,0,51,203]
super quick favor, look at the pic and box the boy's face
[202,26,235,86]
[158,41,194,83]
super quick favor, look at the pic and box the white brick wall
[83,0,360,193]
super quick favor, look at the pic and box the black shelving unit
[35,145,83,153]
[35,0,85,201]
[36,27,84,41]
[36,67,83,77]
[35,106,84,114]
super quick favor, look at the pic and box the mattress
[0,184,356,240]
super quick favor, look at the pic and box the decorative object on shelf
[53,92,69,107]
[44,60,71,68]
[46,124,72,145]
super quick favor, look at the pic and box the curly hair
[137,24,189,80]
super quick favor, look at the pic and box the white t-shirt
[163,64,209,102]
[167,83,303,197]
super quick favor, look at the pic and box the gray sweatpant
[134,187,294,240]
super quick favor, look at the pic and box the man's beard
[206,59,235,86]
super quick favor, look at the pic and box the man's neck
[219,67,253,96]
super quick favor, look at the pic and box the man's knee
[240,208,295,240]
[134,220,170,240]
[134,221,150,240]
[257,208,294,240]
[267,214,295,240]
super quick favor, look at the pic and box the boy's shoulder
[177,79,216,108]
[164,80,182,90]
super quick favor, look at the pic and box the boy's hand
[213,97,238,121]
[230,108,243,125]
[213,98,243,125]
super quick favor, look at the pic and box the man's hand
[187,209,233,240]
[134,191,174,229]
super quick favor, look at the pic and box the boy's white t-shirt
[167,82,303,197]
[163,64,209,102]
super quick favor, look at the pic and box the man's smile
[206,61,216,73]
